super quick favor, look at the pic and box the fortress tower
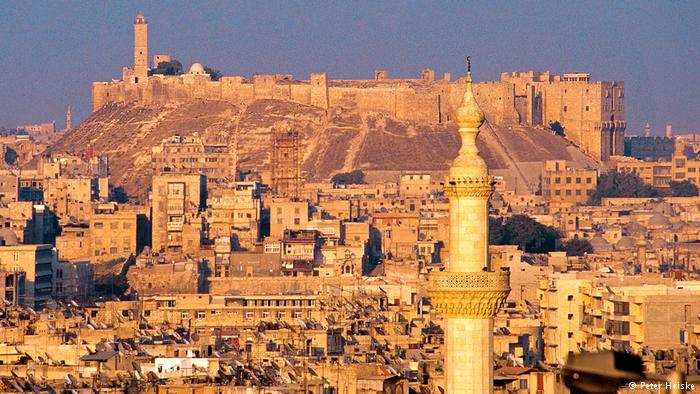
[428,65,510,393]
[133,13,148,83]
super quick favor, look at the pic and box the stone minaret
[133,13,148,83]
[428,63,510,393]
[65,105,72,130]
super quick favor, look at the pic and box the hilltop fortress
[92,13,626,162]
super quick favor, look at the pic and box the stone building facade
[540,160,598,206]
[616,141,700,189]
[152,134,236,184]
[151,174,206,255]
[0,243,56,308]
[206,182,260,250]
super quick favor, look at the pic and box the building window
[245,311,254,320]
[564,106,568,112]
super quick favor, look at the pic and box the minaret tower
[644,122,651,137]
[65,105,72,130]
[133,13,148,83]
[428,59,510,393]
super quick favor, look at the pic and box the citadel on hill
[93,13,626,163]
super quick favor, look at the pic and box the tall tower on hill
[428,62,510,393]
[133,13,148,83]
[65,105,72,130]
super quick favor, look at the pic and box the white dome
[189,63,206,74]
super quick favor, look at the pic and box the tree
[588,170,658,205]
[504,215,560,253]
[549,121,565,137]
[4,147,16,165]
[152,59,183,76]
[111,187,129,203]
[667,180,698,197]
[489,214,560,253]
[204,66,222,81]
[94,273,129,297]
[488,216,507,245]
[331,170,366,185]
[561,238,593,256]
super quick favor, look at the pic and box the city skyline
[1,1,699,134]
[2,2,700,392]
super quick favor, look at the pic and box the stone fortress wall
[91,13,626,162]
[92,69,520,126]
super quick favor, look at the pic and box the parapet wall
[92,73,521,126]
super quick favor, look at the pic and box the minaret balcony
[428,270,510,318]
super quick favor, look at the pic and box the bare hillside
[50,99,598,200]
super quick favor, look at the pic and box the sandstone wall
[472,81,519,125]
[91,74,520,126]
[208,275,358,295]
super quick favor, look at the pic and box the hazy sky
[1,1,698,135]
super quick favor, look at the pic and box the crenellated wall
[93,72,522,127]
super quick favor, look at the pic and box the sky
[0,1,699,135]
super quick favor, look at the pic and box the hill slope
[50,99,598,200]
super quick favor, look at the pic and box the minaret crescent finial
[467,56,471,74]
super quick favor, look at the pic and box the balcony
[591,327,606,336]
[167,222,183,231]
